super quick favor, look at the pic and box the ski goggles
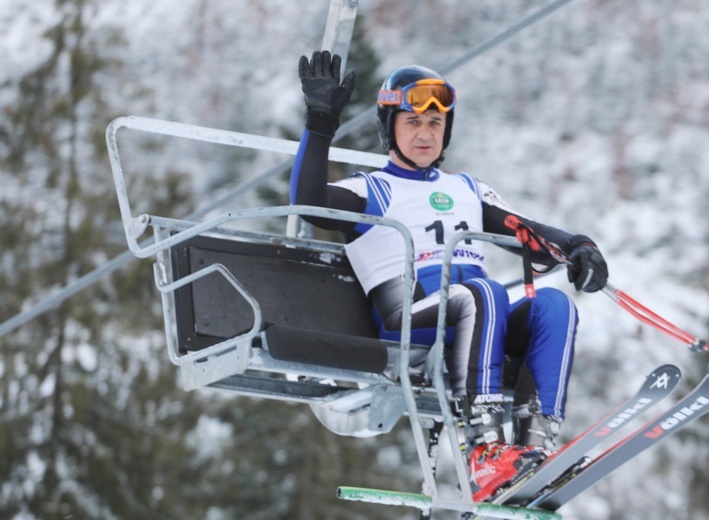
[377,79,457,114]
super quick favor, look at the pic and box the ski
[485,364,682,508]
[524,372,709,511]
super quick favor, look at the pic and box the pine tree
[0,1,201,517]
[1,3,423,518]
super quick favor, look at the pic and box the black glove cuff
[305,110,340,137]
[564,234,597,254]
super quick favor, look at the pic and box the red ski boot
[454,394,550,501]
[469,442,548,501]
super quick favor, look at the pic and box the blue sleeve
[289,128,365,231]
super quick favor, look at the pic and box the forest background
[1,1,708,519]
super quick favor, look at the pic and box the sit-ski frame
[106,115,561,520]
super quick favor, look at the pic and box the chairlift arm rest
[264,324,432,376]
[265,324,388,373]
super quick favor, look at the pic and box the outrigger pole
[505,215,708,353]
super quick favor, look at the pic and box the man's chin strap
[393,145,445,173]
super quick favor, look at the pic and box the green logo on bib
[430,192,454,211]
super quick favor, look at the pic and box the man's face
[390,110,446,169]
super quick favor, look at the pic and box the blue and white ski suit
[291,130,578,419]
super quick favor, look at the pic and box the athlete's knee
[448,285,477,322]
[533,288,578,327]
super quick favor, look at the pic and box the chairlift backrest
[170,235,379,352]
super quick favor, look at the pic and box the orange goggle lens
[378,79,456,114]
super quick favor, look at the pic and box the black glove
[565,235,609,293]
[298,50,356,136]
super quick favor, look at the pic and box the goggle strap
[378,89,403,105]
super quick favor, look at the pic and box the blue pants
[372,277,578,419]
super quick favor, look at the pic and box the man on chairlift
[290,50,608,501]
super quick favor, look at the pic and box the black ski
[488,364,682,507]
[524,372,709,510]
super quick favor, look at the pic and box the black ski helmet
[376,65,455,167]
